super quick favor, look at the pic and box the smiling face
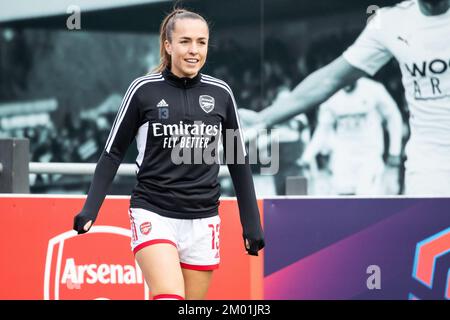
[164,18,209,78]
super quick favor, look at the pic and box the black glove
[243,234,265,256]
[73,211,96,234]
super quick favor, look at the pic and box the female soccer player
[73,8,264,300]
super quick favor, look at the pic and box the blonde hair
[153,8,208,73]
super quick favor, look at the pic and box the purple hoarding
[263,198,450,300]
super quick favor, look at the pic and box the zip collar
[163,67,201,88]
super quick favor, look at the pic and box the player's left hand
[243,236,265,256]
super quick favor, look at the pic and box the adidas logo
[157,99,169,107]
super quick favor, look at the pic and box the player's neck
[418,0,450,16]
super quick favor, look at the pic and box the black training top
[80,68,260,227]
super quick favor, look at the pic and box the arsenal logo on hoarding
[44,226,150,300]
[199,95,215,113]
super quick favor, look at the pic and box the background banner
[264,198,450,300]
[1,196,448,300]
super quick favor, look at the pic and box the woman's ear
[164,39,172,56]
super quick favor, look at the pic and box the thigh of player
[130,208,185,300]
[178,215,221,299]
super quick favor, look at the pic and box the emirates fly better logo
[44,226,150,300]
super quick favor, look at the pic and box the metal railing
[28,162,136,176]
[0,162,229,177]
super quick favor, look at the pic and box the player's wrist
[386,154,402,167]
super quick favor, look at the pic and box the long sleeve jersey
[80,68,261,234]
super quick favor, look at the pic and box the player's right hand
[73,211,95,234]
[238,108,260,128]
[238,108,268,143]
[383,166,400,195]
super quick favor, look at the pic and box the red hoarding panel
[0,196,263,300]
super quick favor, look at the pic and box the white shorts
[129,208,220,270]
